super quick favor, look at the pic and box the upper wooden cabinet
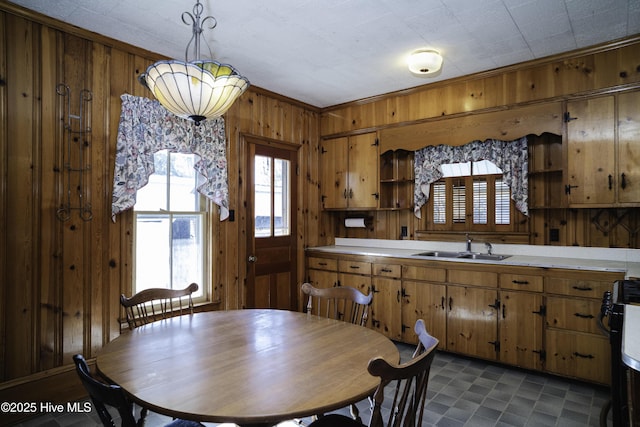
[321,133,379,209]
[566,91,640,206]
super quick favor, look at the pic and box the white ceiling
[8,0,640,108]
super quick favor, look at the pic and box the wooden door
[370,277,402,340]
[320,137,348,209]
[347,133,379,208]
[447,285,498,360]
[499,291,544,370]
[402,280,447,345]
[566,96,616,205]
[246,140,298,310]
[617,90,640,204]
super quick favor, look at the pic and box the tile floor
[13,342,611,427]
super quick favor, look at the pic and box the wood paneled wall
[319,35,640,248]
[0,3,321,415]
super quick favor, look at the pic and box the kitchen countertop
[623,304,640,371]
[307,238,640,278]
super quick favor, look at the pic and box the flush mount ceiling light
[408,49,443,76]
[138,0,249,124]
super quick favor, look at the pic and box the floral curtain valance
[414,137,528,218]
[111,94,229,221]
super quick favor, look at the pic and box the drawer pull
[318,262,327,266]
[573,312,594,319]
[349,265,360,270]
[573,352,594,359]
[511,279,529,285]
[572,285,593,292]
[381,268,392,273]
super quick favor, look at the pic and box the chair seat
[308,414,365,427]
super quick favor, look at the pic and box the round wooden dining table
[96,309,399,426]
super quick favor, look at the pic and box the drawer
[338,259,372,275]
[499,273,543,292]
[546,296,602,334]
[307,257,337,271]
[546,277,614,298]
[402,265,446,282]
[448,269,498,287]
[374,263,401,278]
[545,329,610,385]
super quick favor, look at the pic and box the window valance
[111,94,229,221]
[414,137,528,218]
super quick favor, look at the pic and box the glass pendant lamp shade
[141,60,249,123]
[139,0,249,124]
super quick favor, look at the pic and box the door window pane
[274,158,290,236]
[254,155,272,237]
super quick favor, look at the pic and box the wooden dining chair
[73,354,203,427]
[120,282,198,330]
[301,282,373,327]
[306,319,439,427]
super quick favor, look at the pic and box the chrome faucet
[485,242,493,255]
[465,233,472,252]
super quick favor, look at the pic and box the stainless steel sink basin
[457,253,511,261]
[413,251,462,258]
[413,251,511,261]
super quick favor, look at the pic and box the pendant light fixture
[138,0,249,124]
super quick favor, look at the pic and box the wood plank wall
[0,3,321,415]
[319,36,640,248]
[1,1,640,418]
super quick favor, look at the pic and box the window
[429,160,511,230]
[254,154,291,238]
[133,150,208,299]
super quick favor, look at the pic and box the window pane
[495,179,510,224]
[473,178,487,224]
[433,182,446,224]
[255,155,272,237]
[136,214,171,291]
[171,215,203,293]
[136,151,168,211]
[169,152,200,211]
[274,158,290,236]
[452,178,466,223]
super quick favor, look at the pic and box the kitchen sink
[413,251,511,261]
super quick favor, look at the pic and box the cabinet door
[617,91,640,204]
[447,285,498,361]
[348,133,379,208]
[402,280,446,346]
[566,96,615,205]
[546,329,611,385]
[339,272,371,296]
[370,277,402,340]
[321,137,349,209]
[499,291,544,371]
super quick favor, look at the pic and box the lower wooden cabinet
[306,251,624,385]
[447,285,499,361]
[500,290,544,370]
[545,329,611,385]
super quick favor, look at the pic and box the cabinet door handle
[449,297,453,311]
[621,173,627,190]
[343,189,348,199]
[573,312,594,319]
[502,303,506,319]
[573,352,594,359]
[397,290,400,303]
[511,280,529,285]
[441,296,445,310]
[609,174,613,190]
[349,188,353,199]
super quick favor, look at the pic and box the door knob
[248,255,257,263]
